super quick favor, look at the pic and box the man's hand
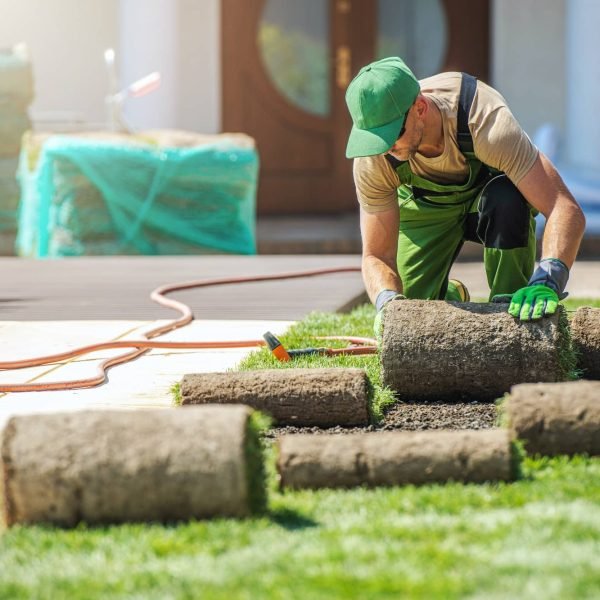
[507,284,559,321]
[499,257,569,322]
[374,289,406,337]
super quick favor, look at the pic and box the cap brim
[345,113,406,159]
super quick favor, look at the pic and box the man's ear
[414,95,428,118]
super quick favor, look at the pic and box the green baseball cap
[345,57,420,159]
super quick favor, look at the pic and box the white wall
[0,0,120,126]
[178,0,221,133]
[565,0,600,172]
[492,0,566,138]
[0,0,221,133]
[119,0,180,129]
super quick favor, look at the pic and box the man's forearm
[517,153,586,270]
[541,198,586,268]
[362,254,403,304]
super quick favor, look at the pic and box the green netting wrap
[16,131,258,256]
[0,44,33,254]
[0,158,19,227]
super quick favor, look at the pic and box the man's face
[385,106,422,161]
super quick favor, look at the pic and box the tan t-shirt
[353,72,539,213]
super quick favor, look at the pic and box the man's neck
[418,98,445,158]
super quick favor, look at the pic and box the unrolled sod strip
[381,301,573,401]
[571,307,600,379]
[181,368,370,426]
[0,405,265,527]
[506,380,600,456]
[278,429,515,489]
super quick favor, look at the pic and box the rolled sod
[277,429,515,489]
[506,380,600,456]
[0,405,266,527]
[571,307,600,379]
[180,368,370,426]
[381,300,573,401]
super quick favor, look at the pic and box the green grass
[0,455,598,599]
[236,303,395,422]
[170,382,182,406]
[563,297,600,311]
[2,298,600,599]
[244,411,271,515]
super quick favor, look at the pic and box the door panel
[245,88,332,171]
[222,0,356,215]
[222,0,489,216]
[258,0,331,117]
[441,0,490,81]
[376,0,448,77]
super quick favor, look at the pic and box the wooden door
[221,0,489,216]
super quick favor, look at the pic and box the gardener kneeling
[345,57,585,332]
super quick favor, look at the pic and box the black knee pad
[476,175,532,249]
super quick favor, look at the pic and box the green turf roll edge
[244,411,270,514]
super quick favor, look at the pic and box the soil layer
[266,400,497,439]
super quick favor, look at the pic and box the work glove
[508,285,559,321]
[374,289,406,338]
[495,258,569,321]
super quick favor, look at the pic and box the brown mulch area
[266,400,498,438]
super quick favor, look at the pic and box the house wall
[0,0,572,141]
[0,0,120,126]
[491,0,566,139]
[565,0,600,172]
[0,0,221,133]
[178,0,221,134]
[119,0,221,132]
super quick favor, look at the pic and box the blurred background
[0,0,598,257]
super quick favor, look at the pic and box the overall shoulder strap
[457,73,478,155]
[384,153,412,185]
[384,153,404,170]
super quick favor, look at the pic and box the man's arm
[505,151,586,320]
[516,151,586,267]
[360,204,402,303]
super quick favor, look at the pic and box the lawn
[0,299,599,600]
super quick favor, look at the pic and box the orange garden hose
[0,267,377,393]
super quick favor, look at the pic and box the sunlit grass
[3,299,600,599]
[0,455,598,600]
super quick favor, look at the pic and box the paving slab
[0,319,294,429]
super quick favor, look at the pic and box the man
[345,57,585,330]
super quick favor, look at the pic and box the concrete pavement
[0,319,295,429]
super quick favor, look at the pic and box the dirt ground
[267,400,498,438]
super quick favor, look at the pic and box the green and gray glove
[494,258,569,321]
[374,289,406,337]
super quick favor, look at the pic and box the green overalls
[388,74,537,301]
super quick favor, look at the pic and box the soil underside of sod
[265,400,497,439]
